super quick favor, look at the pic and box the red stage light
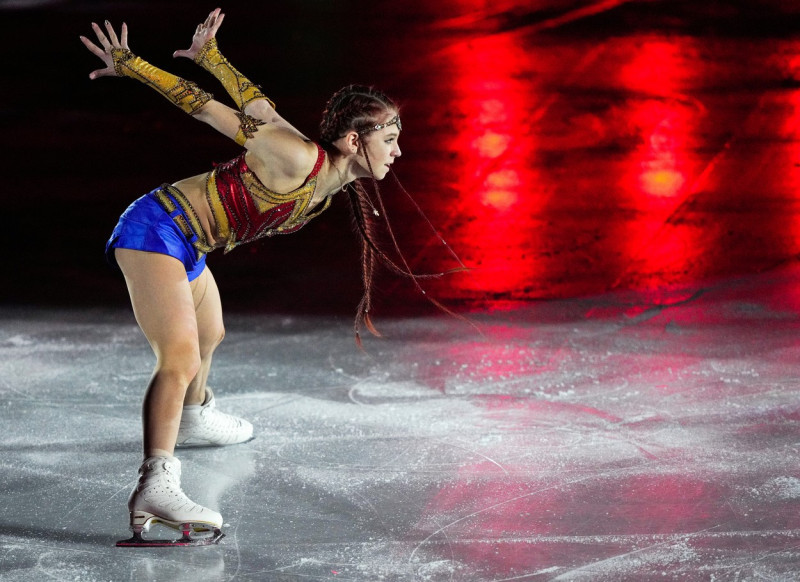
[429,32,540,300]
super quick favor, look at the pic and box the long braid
[348,182,382,347]
[320,85,470,346]
[360,149,475,331]
[353,155,447,280]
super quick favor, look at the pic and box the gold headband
[358,115,402,135]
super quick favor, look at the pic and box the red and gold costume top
[204,143,331,252]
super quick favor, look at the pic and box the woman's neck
[320,155,360,198]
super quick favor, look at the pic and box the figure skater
[81,8,405,545]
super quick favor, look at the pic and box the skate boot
[176,388,253,447]
[116,455,224,547]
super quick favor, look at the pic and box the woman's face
[360,110,402,180]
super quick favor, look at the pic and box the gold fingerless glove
[112,48,212,115]
[194,39,275,110]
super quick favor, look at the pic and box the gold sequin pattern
[234,112,266,146]
[194,38,274,110]
[204,160,332,252]
[112,50,212,115]
[154,185,214,258]
[204,173,234,252]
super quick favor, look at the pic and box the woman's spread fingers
[91,22,111,50]
[212,13,224,33]
[80,35,107,58]
[104,20,120,47]
[79,36,105,57]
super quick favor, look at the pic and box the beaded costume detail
[111,49,212,115]
[152,185,214,258]
[194,39,272,110]
[206,144,330,252]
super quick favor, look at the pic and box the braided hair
[320,85,467,347]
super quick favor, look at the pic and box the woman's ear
[344,130,360,154]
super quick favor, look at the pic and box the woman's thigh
[115,248,199,362]
[190,266,224,356]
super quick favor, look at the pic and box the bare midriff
[172,173,222,249]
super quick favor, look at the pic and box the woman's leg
[114,248,225,544]
[115,248,201,458]
[178,265,254,447]
[184,266,225,406]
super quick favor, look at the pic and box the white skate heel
[116,455,224,547]
[176,389,254,447]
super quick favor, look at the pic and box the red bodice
[205,144,330,252]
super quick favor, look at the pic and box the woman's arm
[81,17,316,180]
[81,20,248,144]
[174,9,308,141]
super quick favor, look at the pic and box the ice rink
[3,264,800,580]
[4,0,800,579]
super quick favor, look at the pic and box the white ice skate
[117,455,224,547]
[176,388,254,447]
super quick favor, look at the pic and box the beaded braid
[319,84,395,144]
[320,85,399,345]
[348,182,381,345]
[320,85,468,346]
[359,150,472,329]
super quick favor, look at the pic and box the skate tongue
[144,449,178,461]
[141,455,181,474]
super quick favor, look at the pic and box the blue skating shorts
[106,187,207,281]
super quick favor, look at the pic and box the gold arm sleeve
[112,48,212,115]
[194,38,275,110]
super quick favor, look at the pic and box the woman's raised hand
[80,20,130,80]
[173,8,225,61]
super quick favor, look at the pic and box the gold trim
[205,172,234,251]
[154,189,176,213]
[194,38,274,110]
[153,185,213,257]
[234,112,266,145]
[114,52,212,115]
[202,152,331,249]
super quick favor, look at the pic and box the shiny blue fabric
[105,189,207,281]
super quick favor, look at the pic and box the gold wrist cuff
[194,38,275,110]
[112,48,212,115]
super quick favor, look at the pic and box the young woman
[81,8,403,545]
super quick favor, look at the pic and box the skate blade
[116,517,224,547]
[116,529,224,547]
[175,435,255,448]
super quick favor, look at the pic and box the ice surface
[2,266,800,581]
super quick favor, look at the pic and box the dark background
[4,0,800,316]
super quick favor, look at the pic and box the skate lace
[140,459,200,511]
[199,399,244,432]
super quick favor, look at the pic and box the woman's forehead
[360,112,402,135]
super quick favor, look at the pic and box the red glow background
[384,3,800,311]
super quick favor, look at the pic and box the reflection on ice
[3,262,800,579]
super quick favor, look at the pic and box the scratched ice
[2,264,800,581]
[7,0,800,578]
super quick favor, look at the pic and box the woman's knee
[155,341,202,383]
[199,322,225,359]
[213,323,225,347]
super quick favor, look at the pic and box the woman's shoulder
[249,128,320,179]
